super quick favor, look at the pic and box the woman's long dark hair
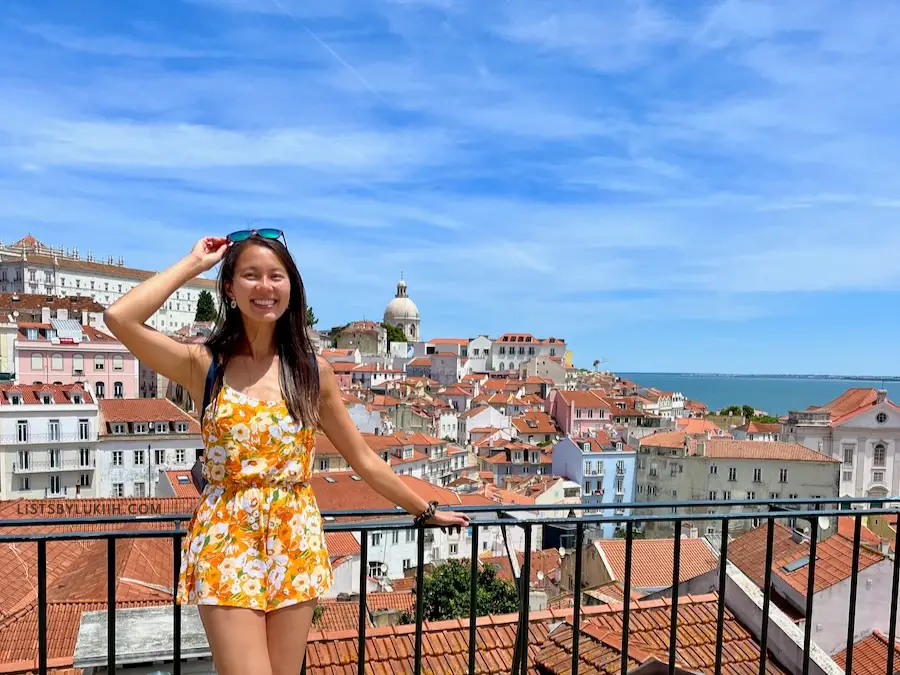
[204,234,320,428]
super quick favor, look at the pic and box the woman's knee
[199,605,271,675]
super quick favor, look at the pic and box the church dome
[384,278,419,321]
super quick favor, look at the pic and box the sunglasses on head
[226,228,287,246]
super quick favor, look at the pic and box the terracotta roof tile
[481,549,561,586]
[639,431,688,450]
[0,384,94,406]
[726,523,807,589]
[593,538,718,589]
[511,412,559,435]
[556,390,608,409]
[98,398,200,433]
[325,532,361,557]
[0,292,105,314]
[774,533,883,595]
[163,470,200,498]
[834,630,900,675]
[699,439,839,462]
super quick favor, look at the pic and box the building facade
[382,278,420,342]
[490,333,565,373]
[0,384,99,499]
[551,435,636,539]
[782,388,900,499]
[0,235,217,334]
[546,389,612,436]
[96,399,203,498]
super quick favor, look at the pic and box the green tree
[306,306,319,327]
[382,321,407,345]
[742,405,755,419]
[312,604,325,625]
[398,559,519,623]
[753,414,780,424]
[194,290,216,322]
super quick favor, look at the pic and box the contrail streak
[268,0,389,105]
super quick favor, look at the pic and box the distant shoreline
[616,372,900,382]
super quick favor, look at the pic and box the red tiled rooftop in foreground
[163,470,201,498]
[306,595,785,675]
[593,538,719,589]
[834,630,900,675]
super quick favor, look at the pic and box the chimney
[695,441,706,456]
[877,390,888,404]
[41,307,51,324]
[57,308,68,320]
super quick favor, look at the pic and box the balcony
[12,458,95,473]
[0,497,898,675]
[1,432,97,444]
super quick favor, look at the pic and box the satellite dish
[559,547,567,557]
[536,570,545,581]
[818,516,831,531]
[12,310,18,317]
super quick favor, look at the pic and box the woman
[104,230,469,675]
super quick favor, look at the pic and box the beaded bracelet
[413,500,439,527]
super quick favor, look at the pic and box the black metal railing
[2,496,900,675]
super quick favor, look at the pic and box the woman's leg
[265,599,318,675]
[199,605,272,675]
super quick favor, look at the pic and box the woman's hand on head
[190,236,229,271]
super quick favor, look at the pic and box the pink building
[546,389,612,436]
[15,310,138,400]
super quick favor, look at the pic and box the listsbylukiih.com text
[16,502,164,516]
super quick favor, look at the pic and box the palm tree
[593,359,600,372]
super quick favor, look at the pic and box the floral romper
[176,380,333,611]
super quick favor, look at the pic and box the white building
[431,353,462,386]
[643,391,685,420]
[383,277,421,342]
[350,363,404,389]
[0,234,217,335]
[96,398,203,498]
[0,383,98,499]
[467,335,492,371]
[490,333,566,373]
[347,401,392,435]
[457,405,511,445]
[782,388,900,499]
[437,409,458,441]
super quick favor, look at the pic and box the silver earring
[229,299,237,309]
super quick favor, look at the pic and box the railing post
[801,519,818,675]
[357,531,369,675]
[714,518,729,675]
[37,539,47,675]
[571,521,584,675]
[468,524,479,675]
[413,523,426,675]
[107,537,116,672]
[843,514,862,675]
[887,521,900,675]
[758,517,775,675]
[172,534,182,675]
[518,525,532,675]
[669,519,682,675]
[620,521,633,675]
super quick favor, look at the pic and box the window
[113,355,123,371]
[403,559,412,571]
[877,412,888,425]
[134,422,147,433]
[874,444,887,468]
[49,448,61,469]
[112,423,126,434]
[843,447,854,465]
[709,491,717,500]
[94,355,104,370]
[49,475,61,495]
[449,544,458,555]
[80,448,91,467]
[154,449,165,465]
[747,491,756,500]
[17,420,28,443]
[112,483,124,497]
[728,467,737,482]
[176,449,186,463]
[134,482,146,497]
[874,471,885,483]
[779,468,789,483]
[391,530,400,545]
[51,353,63,371]
[406,529,416,543]
[73,354,83,373]
[48,420,60,441]
[78,419,90,440]
[17,450,30,470]
[843,470,853,482]
[723,491,732,500]
[134,450,145,466]
[80,473,91,487]
[584,481,590,493]
[753,468,762,483]
[112,451,123,467]
[788,493,799,500]
[709,464,718,475]
[370,532,383,546]
[114,382,123,398]
[616,460,625,475]
[176,422,188,433]
[95,381,105,399]
[31,353,43,370]
[19,476,30,491]
[368,561,386,578]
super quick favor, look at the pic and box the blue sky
[2,0,900,376]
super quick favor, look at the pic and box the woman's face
[227,244,291,323]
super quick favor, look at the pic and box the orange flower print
[176,382,333,611]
